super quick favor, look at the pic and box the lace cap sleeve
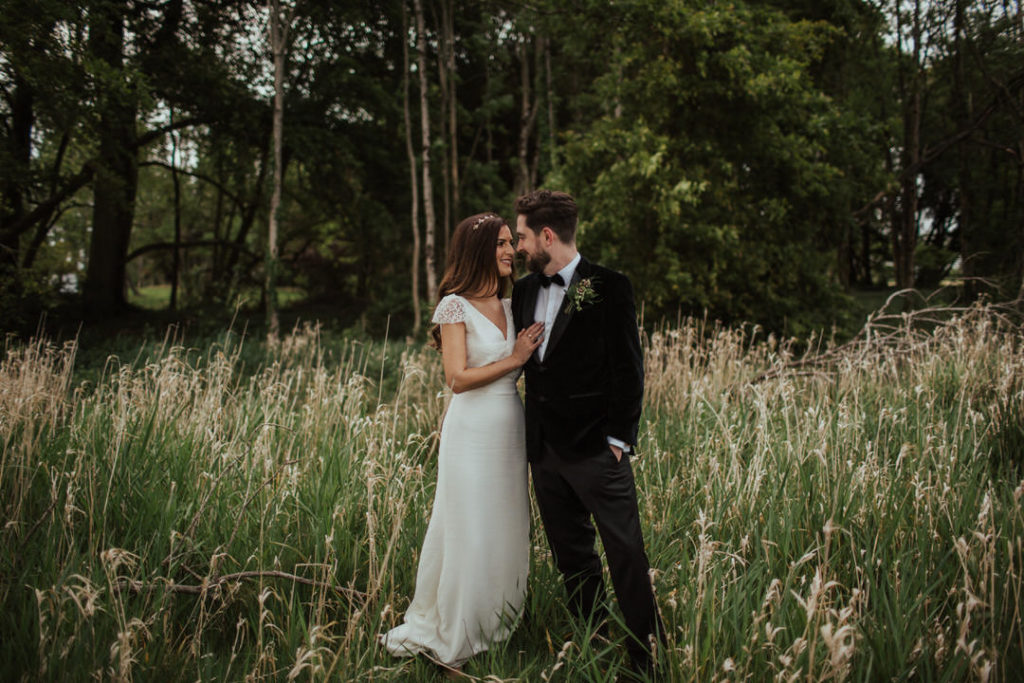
[432,295,466,325]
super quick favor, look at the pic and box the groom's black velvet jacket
[512,257,644,462]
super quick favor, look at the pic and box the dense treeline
[1,0,1022,335]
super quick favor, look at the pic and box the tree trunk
[860,213,873,286]
[529,37,544,190]
[170,110,182,310]
[414,0,438,303]
[516,37,530,197]
[207,156,225,300]
[267,0,289,340]
[886,142,899,288]
[226,145,269,300]
[444,0,459,241]
[0,71,33,278]
[897,159,918,289]
[485,52,493,166]
[837,216,852,290]
[1018,145,1024,299]
[403,6,422,332]
[1018,3,1023,299]
[84,2,138,315]
[516,35,539,197]
[436,0,450,255]
[954,0,976,298]
[545,36,556,172]
[892,0,922,291]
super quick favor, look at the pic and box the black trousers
[531,440,665,667]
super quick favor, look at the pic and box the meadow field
[2,302,1023,681]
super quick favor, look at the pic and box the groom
[511,190,664,675]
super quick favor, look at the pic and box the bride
[380,213,545,669]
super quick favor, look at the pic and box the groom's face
[515,214,551,274]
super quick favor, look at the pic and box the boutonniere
[564,277,600,314]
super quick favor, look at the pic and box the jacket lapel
[543,257,589,359]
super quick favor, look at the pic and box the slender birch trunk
[954,0,975,298]
[170,107,181,310]
[545,36,556,171]
[436,0,450,256]
[445,0,459,236]
[403,5,422,332]
[516,35,539,196]
[414,0,437,303]
[894,0,922,291]
[267,0,289,340]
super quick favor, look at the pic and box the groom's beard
[524,248,551,274]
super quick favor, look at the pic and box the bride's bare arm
[440,321,545,394]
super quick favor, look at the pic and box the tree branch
[971,137,1021,160]
[2,113,208,242]
[139,160,245,208]
[0,161,95,239]
[125,239,254,263]
[754,288,1023,383]
[135,116,206,149]
[114,571,368,601]
[854,68,1024,220]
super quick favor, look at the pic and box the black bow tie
[539,273,565,288]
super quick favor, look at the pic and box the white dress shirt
[533,253,580,361]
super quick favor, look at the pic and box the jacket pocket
[567,391,603,399]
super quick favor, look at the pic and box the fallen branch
[753,291,1024,383]
[17,496,59,553]
[114,570,367,601]
[416,651,486,681]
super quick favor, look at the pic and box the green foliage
[550,0,854,334]
[0,264,63,334]
[3,0,1023,336]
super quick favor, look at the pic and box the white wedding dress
[380,294,530,666]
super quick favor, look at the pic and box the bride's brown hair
[429,213,514,350]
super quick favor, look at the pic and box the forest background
[2,0,1023,340]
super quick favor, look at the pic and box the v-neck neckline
[461,296,509,340]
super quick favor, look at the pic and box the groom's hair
[515,190,577,244]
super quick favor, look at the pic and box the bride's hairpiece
[472,214,496,230]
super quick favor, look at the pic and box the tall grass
[2,307,1022,681]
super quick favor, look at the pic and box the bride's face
[496,225,515,277]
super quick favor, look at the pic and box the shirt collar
[556,253,581,287]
